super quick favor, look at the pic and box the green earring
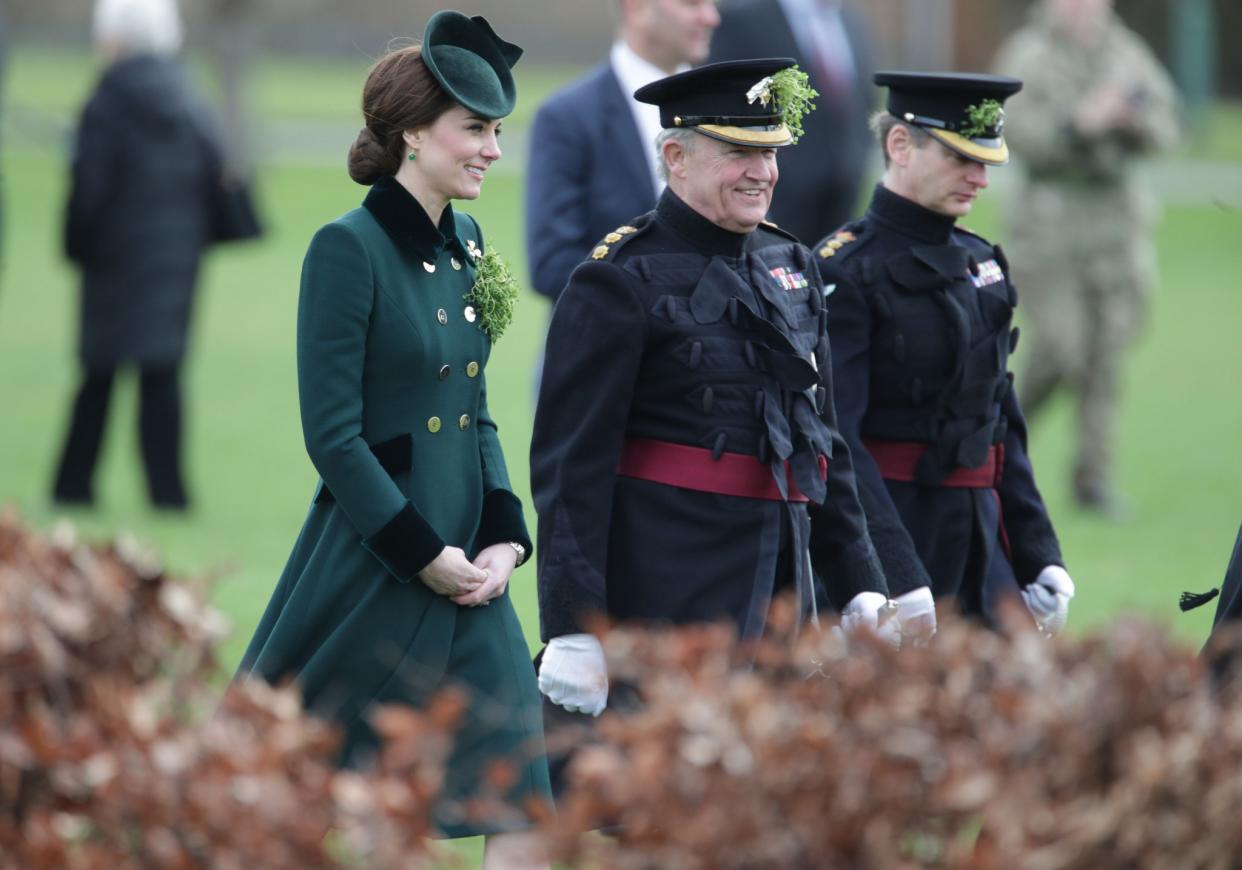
[408,151,417,161]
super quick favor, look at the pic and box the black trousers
[52,365,188,508]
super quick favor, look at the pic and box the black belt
[313,433,411,504]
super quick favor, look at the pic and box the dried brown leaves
[0,511,457,870]
[550,600,1242,870]
[9,508,1242,870]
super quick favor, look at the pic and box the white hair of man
[93,0,184,58]
[655,126,698,182]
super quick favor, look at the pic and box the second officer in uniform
[814,72,1074,635]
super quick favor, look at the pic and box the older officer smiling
[531,61,897,790]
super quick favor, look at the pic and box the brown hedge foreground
[553,607,1242,870]
[0,511,466,869]
[4,511,1242,869]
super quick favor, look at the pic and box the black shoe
[52,486,94,508]
[151,492,190,512]
[1075,488,1130,521]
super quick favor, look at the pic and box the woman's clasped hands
[419,544,517,608]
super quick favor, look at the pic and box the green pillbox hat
[421,10,522,120]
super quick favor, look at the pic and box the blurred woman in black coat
[52,0,220,509]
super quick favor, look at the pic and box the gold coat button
[436,308,448,325]
[438,364,450,380]
[466,361,480,378]
[423,261,436,273]
[427,416,442,433]
[451,257,462,270]
[458,414,471,430]
[464,305,477,323]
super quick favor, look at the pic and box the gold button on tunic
[427,416,442,433]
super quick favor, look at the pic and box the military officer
[531,59,906,726]
[994,0,1180,516]
[814,72,1074,633]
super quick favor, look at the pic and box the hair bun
[347,125,399,185]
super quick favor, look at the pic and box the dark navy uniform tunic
[1202,523,1242,677]
[815,184,1063,618]
[532,189,888,643]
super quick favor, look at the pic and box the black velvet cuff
[1013,548,1066,588]
[476,489,533,562]
[873,530,934,598]
[817,538,891,611]
[362,502,446,583]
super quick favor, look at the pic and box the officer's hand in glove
[1021,565,1075,634]
[894,586,937,645]
[537,633,608,716]
[841,591,902,648]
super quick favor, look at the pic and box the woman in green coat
[238,12,550,864]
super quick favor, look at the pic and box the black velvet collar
[867,183,958,245]
[363,174,461,263]
[656,188,750,259]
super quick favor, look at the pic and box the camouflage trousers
[1006,183,1156,503]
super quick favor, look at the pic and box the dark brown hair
[869,110,933,168]
[347,44,457,185]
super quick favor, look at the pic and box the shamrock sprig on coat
[465,246,519,341]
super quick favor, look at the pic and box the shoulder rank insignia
[818,230,857,259]
[592,225,639,261]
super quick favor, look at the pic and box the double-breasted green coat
[238,175,550,837]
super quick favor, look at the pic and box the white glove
[841,591,902,648]
[538,633,609,717]
[894,586,937,645]
[1021,565,1075,634]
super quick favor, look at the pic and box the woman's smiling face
[408,104,503,203]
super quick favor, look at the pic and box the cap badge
[747,75,774,108]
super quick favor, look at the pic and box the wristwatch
[507,541,527,566]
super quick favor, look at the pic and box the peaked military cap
[422,10,523,119]
[635,58,801,147]
[875,71,1023,165]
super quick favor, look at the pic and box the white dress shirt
[610,41,689,198]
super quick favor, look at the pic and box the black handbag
[209,172,263,243]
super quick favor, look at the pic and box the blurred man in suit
[711,0,874,244]
[525,0,721,304]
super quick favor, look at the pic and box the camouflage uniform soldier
[994,0,1180,515]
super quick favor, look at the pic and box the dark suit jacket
[711,0,876,245]
[525,61,658,302]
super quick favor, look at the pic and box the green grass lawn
[3,44,1239,663]
[2,45,1241,864]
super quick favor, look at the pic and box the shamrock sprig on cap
[960,99,1005,138]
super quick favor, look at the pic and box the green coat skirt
[238,179,551,837]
